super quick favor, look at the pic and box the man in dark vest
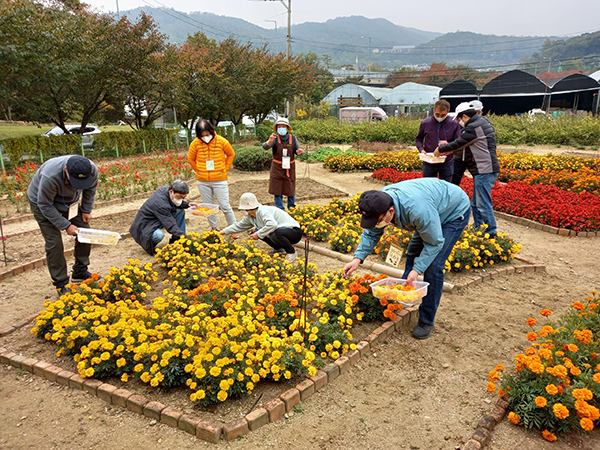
[130,180,198,255]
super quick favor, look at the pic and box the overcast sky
[83,0,598,37]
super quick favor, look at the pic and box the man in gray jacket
[129,180,198,256]
[27,155,98,295]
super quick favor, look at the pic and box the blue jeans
[422,160,454,182]
[472,173,498,236]
[152,208,186,244]
[402,208,470,325]
[274,195,295,211]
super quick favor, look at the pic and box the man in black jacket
[435,103,499,237]
[130,180,198,255]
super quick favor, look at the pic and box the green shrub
[296,146,368,162]
[233,145,272,171]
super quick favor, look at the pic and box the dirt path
[1,162,599,450]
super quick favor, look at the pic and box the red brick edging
[460,397,509,450]
[0,306,420,443]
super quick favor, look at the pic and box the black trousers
[262,227,302,254]
[452,158,469,186]
[30,202,91,287]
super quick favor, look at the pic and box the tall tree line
[0,0,318,132]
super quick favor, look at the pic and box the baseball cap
[358,190,393,229]
[469,100,484,111]
[455,102,475,115]
[66,155,94,189]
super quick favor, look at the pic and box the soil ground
[1,151,600,450]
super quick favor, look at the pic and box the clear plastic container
[369,277,429,305]
[190,203,219,217]
[419,152,447,164]
[77,228,121,246]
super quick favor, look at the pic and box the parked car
[42,124,101,149]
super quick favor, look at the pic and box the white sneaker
[285,253,297,263]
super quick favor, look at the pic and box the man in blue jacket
[130,180,198,255]
[343,178,470,339]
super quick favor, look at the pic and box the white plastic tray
[77,228,121,245]
[369,277,429,306]
[419,152,447,164]
[190,203,219,217]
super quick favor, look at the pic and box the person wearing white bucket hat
[220,192,303,263]
[263,118,304,211]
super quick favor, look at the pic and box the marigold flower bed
[31,232,402,406]
[488,290,600,441]
[289,195,522,273]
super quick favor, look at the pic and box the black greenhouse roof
[439,80,480,98]
[481,70,547,96]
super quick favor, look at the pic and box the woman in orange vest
[187,120,236,231]
[262,117,304,210]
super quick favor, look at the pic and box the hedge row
[1,130,179,169]
[286,115,600,147]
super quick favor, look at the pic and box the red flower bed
[371,169,422,183]
[491,182,600,232]
[371,168,600,232]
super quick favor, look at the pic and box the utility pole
[260,0,291,116]
[116,0,120,18]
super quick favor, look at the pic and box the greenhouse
[379,82,442,116]
[439,80,480,111]
[322,84,391,107]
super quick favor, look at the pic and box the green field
[0,123,176,140]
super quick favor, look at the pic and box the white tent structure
[379,82,441,115]
[589,69,600,82]
[322,84,391,107]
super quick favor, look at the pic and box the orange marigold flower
[488,370,499,382]
[580,418,594,431]
[527,332,538,342]
[526,317,536,327]
[487,382,496,392]
[535,396,547,407]
[495,364,505,372]
[553,365,568,379]
[538,348,552,359]
[568,344,579,352]
[546,384,559,395]
[525,347,536,356]
[573,302,585,311]
[498,389,507,398]
[571,366,582,376]
[507,412,520,424]
[542,430,557,442]
[593,373,600,384]
[553,403,570,419]
[540,309,552,317]
[572,388,593,401]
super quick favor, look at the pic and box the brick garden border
[0,304,420,443]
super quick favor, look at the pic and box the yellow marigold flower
[121,373,129,382]
[217,391,228,402]
[85,367,95,378]
[535,396,547,407]
[209,366,221,377]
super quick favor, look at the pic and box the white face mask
[434,115,446,123]
[172,197,183,206]
[459,120,465,127]
[201,135,213,144]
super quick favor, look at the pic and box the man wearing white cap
[263,118,304,211]
[220,192,303,262]
[451,100,484,186]
[435,103,499,238]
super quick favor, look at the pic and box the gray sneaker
[412,322,435,339]
[284,252,298,263]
